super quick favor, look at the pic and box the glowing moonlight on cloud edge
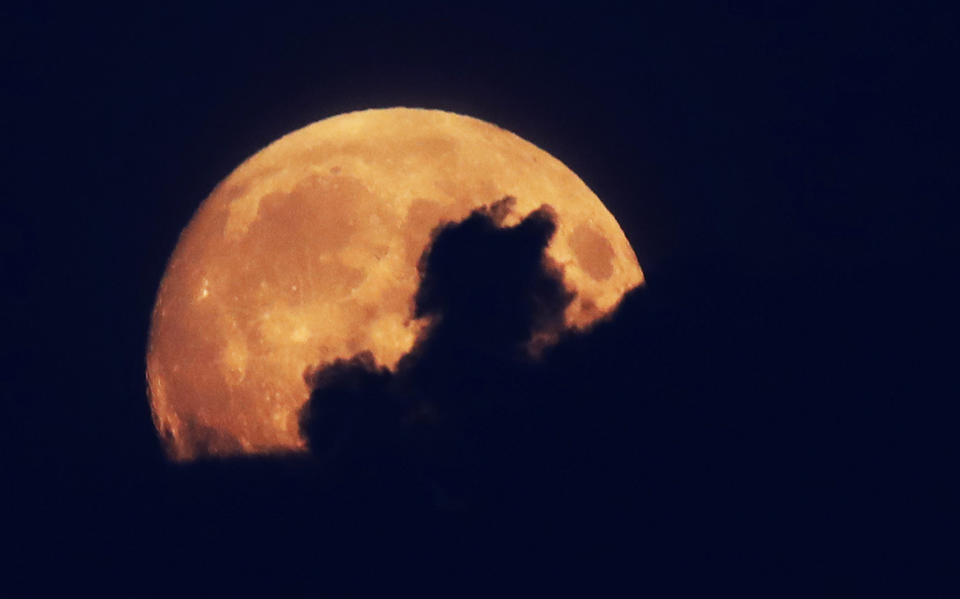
[146,108,643,461]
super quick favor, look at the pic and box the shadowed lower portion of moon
[147,108,643,461]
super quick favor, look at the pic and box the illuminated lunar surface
[147,108,643,460]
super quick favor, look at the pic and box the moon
[147,108,643,461]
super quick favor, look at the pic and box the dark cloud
[9,197,908,594]
[4,196,908,597]
[297,199,755,521]
[290,197,907,591]
[412,198,572,353]
[300,199,579,506]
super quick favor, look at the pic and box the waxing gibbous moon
[147,107,643,461]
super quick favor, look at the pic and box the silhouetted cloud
[412,197,572,355]
[299,199,574,504]
[298,199,659,512]
[295,195,890,551]
[15,195,903,594]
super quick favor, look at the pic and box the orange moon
[147,108,643,461]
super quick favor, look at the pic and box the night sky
[4,2,953,595]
